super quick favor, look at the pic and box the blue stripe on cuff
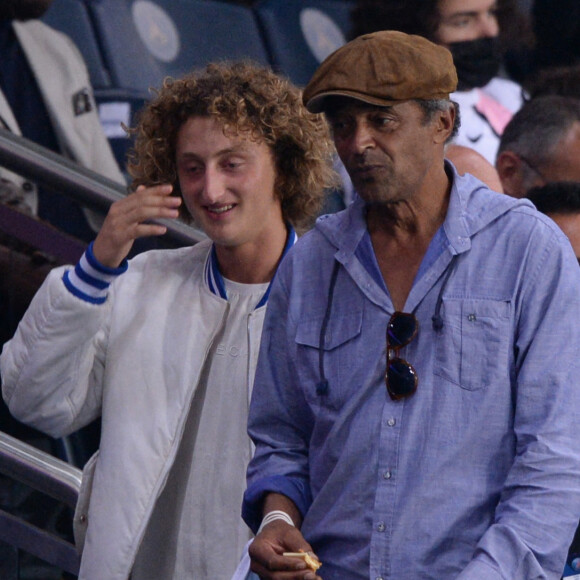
[63,270,107,305]
[74,261,109,290]
[85,241,128,275]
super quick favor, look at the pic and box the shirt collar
[205,224,297,309]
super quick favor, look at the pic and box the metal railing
[0,431,82,574]
[0,127,207,247]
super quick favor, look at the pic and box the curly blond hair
[127,61,338,232]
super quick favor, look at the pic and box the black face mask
[448,37,502,91]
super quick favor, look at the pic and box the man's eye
[373,116,394,129]
[180,164,202,177]
[331,121,350,135]
[449,16,471,28]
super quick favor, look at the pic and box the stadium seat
[92,89,150,178]
[42,0,111,90]
[253,0,354,87]
[42,0,149,172]
[84,0,270,94]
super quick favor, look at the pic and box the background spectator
[526,181,580,261]
[496,95,580,197]
[0,0,124,240]
[530,0,580,75]
[506,0,580,92]
[526,63,580,100]
[446,143,503,191]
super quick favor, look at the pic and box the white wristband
[257,510,295,534]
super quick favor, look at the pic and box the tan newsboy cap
[303,30,458,113]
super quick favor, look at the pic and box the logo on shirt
[216,343,241,358]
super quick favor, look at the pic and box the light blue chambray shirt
[243,165,580,580]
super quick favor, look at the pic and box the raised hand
[92,184,181,268]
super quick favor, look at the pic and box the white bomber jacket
[0,239,267,579]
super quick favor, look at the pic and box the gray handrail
[0,127,207,246]
[0,430,82,574]
[0,430,81,508]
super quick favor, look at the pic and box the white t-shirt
[131,278,269,580]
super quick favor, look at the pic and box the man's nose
[351,121,375,153]
[201,168,226,203]
[478,12,499,38]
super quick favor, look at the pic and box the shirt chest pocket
[295,308,364,408]
[434,298,511,391]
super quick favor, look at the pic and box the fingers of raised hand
[93,184,181,267]
[122,184,181,226]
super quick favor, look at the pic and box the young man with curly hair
[0,61,336,580]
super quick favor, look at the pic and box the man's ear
[495,151,525,198]
[434,108,455,144]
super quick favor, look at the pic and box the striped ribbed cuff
[62,241,128,304]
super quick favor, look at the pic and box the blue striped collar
[205,225,297,309]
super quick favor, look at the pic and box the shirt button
[22,181,34,192]
[377,522,385,532]
[383,470,392,480]
[387,418,396,427]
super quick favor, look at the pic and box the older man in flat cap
[241,31,580,580]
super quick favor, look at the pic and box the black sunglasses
[386,311,419,400]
